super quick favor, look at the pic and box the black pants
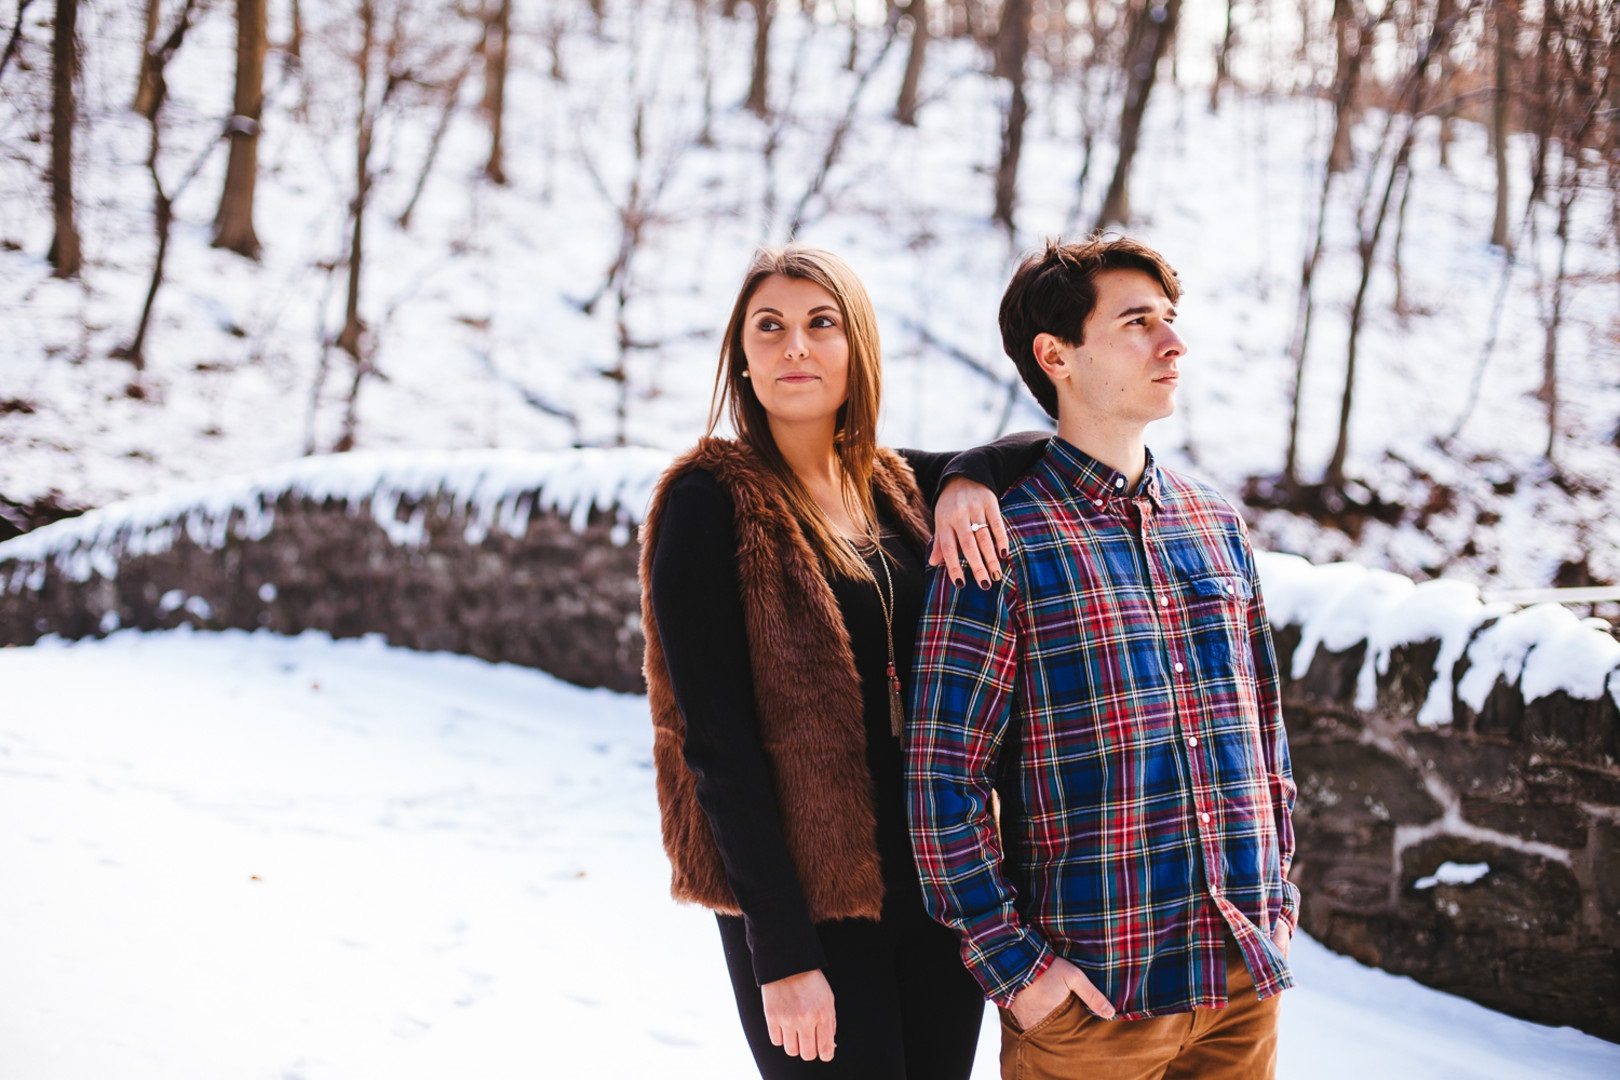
[717,903,984,1079]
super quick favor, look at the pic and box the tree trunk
[745,0,771,117]
[337,0,375,376]
[48,0,81,278]
[213,0,266,258]
[896,0,928,126]
[483,0,511,184]
[1325,11,1455,489]
[1490,0,1515,248]
[992,0,1031,233]
[1,0,37,84]
[288,0,303,63]
[119,0,200,370]
[134,0,162,116]
[1096,0,1182,229]
[1327,0,1357,173]
[1528,2,1555,202]
[1542,171,1575,464]
[1209,0,1235,113]
[1391,158,1415,315]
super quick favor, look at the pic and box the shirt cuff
[1278,877,1301,933]
[974,928,1057,1009]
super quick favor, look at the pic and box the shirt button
[1223,582,1235,595]
[1157,594,1168,607]
[1174,662,1185,673]
[1113,477,1125,489]
[1199,812,1211,824]
[1093,500,1104,509]
[1187,735,1199,747]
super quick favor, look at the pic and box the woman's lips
[777,374,819,383]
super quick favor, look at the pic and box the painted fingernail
[978,578,989,590]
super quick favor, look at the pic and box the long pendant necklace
[871,541,906,739]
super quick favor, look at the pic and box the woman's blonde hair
[706,245,883,581]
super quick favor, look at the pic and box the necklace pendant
[887,666,905,738]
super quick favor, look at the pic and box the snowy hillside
[1,2,1615,589]
[4,628,1619,1078]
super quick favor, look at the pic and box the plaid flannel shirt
[905,437,1299,1018]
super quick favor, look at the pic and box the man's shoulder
[998,469,1067,533]
[1156,465,1244,525]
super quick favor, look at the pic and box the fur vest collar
[639,437,930,921]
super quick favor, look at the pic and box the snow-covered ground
[3,629,1616,1079]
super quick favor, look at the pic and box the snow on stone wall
[0,448,672,691]
[1,448,670,596]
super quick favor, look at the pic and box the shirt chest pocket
[1177,571,1252,669]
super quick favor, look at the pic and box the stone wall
[0,449,665,693]
[4,453,1618,1040]
[1265,555,1620,1042]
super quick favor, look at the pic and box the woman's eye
[812,316,838,329]
[756,319,780,332]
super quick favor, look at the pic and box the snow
[1257,553,1615,720]
[1,448,669,594]
[2,629,1617,1079]
[1413,862,1492,891]
[1456,603,1620,711]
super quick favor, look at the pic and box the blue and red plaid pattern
[905,436,1299,1018]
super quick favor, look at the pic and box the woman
[640,246,1044,1078]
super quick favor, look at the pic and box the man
[905,236,1299,1080]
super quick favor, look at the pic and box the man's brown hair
[998,235,1182,419]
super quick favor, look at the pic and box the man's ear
[1032,332,1072,385]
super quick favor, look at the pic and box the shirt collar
[1040,436,1162,508]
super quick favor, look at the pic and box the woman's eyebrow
[750,306,784,317]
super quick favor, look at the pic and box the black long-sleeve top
[648,433,1048,985]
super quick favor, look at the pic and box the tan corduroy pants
[998,941,1281,1080]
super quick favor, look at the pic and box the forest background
[0,0,1615,595]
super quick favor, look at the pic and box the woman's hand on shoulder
[931,476,1009,589]
[761,968,837,1062]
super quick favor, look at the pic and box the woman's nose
[784,326,810,360]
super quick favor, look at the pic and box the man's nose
[1160,324,1186,358]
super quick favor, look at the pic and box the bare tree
[115,0,203,371]
[1283,0,1384,484]
[0,0,36,83]
[482,0,511,184]
[1536,0,1608,463]
[896,0,928,125]
[1325,1,1471,489]
[1095,0,1182,229]
[48,0,81,278]
[332,0,401,451]
[213,0,267,257]
[993,0,1032,232]
[746,0,771,117]
[134,0,163,115]
[288,0,304,63]
[1327,0,1359,173]
[1209,0,1236,112]
[1490,0,1516,247]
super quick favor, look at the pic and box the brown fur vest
[639,438,932,922]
